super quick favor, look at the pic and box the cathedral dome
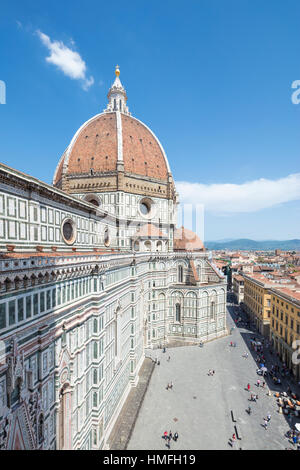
[53,67,172,190]
[174,227,205,252]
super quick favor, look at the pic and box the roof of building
[213,260,228,268]
[270,286,300,304]
[233,274,244,282]
[173,227,205,252]
[0,250,119,259]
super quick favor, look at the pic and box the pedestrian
[163,431,168,440]
[267,414,271,422]
[212,370,215,375]
[263,419,268,430]
[173,432,178,442]
[262,381,265,388]
[166,383,169,390]
[169,431,173,440]
[167,356,170,362]
[257,379,260,387]
[247,383,251,392]
[170,381,173,389]
[157,360,160,365]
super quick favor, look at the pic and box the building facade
[242,274,271,336]
[269,287,300,380]
[0,68,227,450]
[232,274,244,304]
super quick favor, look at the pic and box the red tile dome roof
[53,112,170,186]
[174,227,205,251]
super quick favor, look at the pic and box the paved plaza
[127,306,294,450]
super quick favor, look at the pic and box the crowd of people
[230,296,300,450]
[162,430,179,448]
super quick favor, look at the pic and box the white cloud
[176,173,300,214]
[36,30,94,90]
[82,76,94,91]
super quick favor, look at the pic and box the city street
[128,302,295,450]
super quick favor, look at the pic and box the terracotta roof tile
[0,250,118,260]
[122,115,167,179]
[174,227,204,251]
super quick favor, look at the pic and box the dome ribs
[66,113,118,176]
[121,115,168,180]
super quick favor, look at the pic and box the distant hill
[205,239,300,251]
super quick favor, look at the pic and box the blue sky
[0,0,299,240]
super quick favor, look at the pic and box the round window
[89,199,99,207]
[84,194,101,207]
[139,198,154,218]
[61,218,76,245]
[104,227,110,247]
[140,202,150,215]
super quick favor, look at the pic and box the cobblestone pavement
[127,306,294,450]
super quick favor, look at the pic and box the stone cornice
[0,251,209,294]
[0,163,98,215]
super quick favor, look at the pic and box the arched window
[119,99,122,112]
[156,241,162,251]
[210,291,217,320]
[93,369,97,384]
[145,241,151,251]
[113,98,117,110]
[178,265,183,283]
[93,319,98,333]
[175,303,181,322]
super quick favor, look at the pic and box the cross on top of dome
[104,65,131,115]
